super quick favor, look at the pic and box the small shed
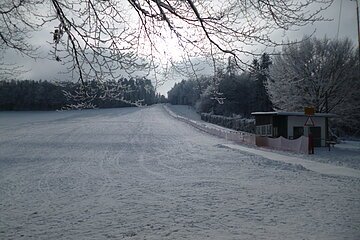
[251,111,336,147]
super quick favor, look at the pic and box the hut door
[310,127,321,147]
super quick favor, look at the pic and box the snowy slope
[222,143,360,178]
[0,105,359,239]
[167,104,360,171]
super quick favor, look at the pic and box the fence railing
[256,136,309,154]
[200,113,255,133]
[165,106,309,154]
[164,106,256,145]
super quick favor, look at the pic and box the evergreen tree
[249,53,273,112]
[0,77,157,110]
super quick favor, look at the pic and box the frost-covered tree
[268,37,358,113]
[250,53,273,112]
[267,37,360,135]
[0,0,333,107]
[1,1,333,77]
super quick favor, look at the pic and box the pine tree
[250,53,273,112]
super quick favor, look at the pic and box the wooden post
[325,91,329,149]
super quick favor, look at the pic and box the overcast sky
[157,0,358,95]
[2,0,359,96]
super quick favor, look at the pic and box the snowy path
[222,144,360,178]
[0,105,359,239]
[167,104,360,176]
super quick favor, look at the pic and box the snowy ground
[1,105,359,239]
[168,104,360,171]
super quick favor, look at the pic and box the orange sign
[304,107,315,116]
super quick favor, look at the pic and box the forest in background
[168,37,360,137]
[0,78,165,110]
[1,37,359,137]
[168,53,272,118]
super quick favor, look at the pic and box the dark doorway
[310,127,322,147]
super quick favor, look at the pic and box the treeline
[168,53,272,118]
[0,78,164,110]
[168,37,360,137]
[0,80,66,110]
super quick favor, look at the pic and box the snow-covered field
[0,105,359,239]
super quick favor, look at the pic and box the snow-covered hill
[0,105,359,239]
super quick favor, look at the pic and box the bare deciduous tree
[1,0,333,107]
[267,37,359,133]
[268,37,358,112]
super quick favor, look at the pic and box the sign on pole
[304,116,315,126]
[304,107,315,116]
[304,106,315,126]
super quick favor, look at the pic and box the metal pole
[356,0,360,61]
[337,0,343,39]
[351,0,360,80]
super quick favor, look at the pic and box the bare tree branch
[0,0,333,106]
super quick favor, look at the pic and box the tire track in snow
[1,106,359,239]
[130,107,191,203]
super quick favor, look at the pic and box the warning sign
[304,107,315,116]
[304,116,315,126]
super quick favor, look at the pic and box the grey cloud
[0,1,358,95]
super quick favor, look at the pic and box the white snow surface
[168,105,360,172]
[1,105,360,239]
[222,144,360,178]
